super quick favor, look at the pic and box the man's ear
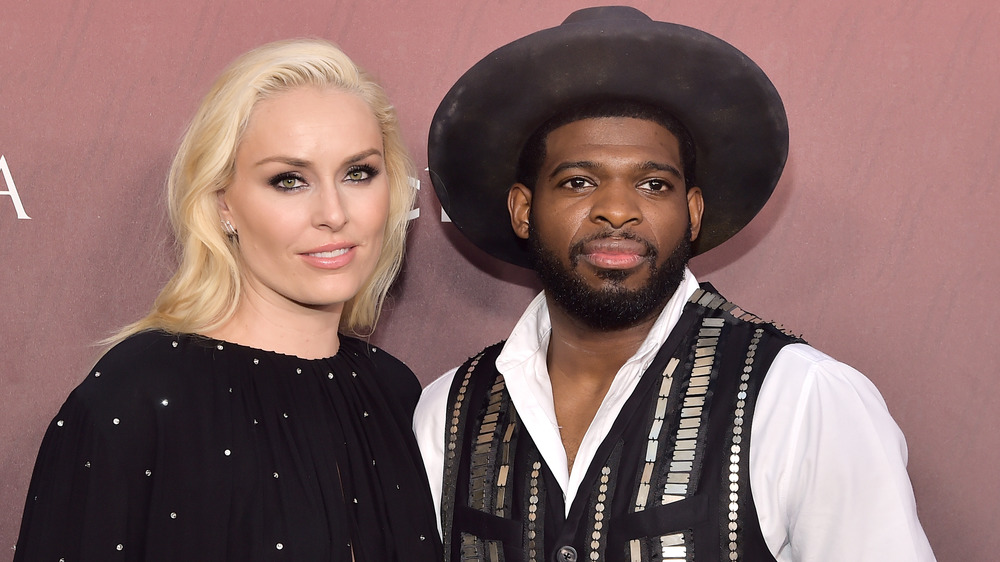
[508,183,533,240]
[687,186,704,241]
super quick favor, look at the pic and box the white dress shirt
[414,269,935,561]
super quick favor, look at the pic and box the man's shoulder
[417,341,507,413]
[691,284,804,344]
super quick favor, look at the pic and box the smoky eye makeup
[344,163,380,183]
[268,171,307,191]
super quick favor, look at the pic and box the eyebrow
[254,148,383,168]
[548,160,599,179]
[547,159,683,179]
[637,160,683,179]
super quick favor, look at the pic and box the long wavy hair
[111,38,414,343]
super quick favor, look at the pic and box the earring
[222,219,238,238]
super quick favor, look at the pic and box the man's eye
[641,179,671,192]
[562,177,593,189]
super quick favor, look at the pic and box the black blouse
[15,330,441,561]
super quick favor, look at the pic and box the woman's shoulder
[72,330,216,408]
[339,336,421,397]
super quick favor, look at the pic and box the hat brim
[429,8,788,267]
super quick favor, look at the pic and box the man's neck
[545,297,664,471]
[545,301,660,381]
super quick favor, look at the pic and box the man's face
[508,116,704,330]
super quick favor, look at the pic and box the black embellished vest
[439,286,802,562]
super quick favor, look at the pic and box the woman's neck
[205,286,345,360]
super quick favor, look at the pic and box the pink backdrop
[2,1,998,559]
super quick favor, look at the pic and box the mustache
[568,229,658,265]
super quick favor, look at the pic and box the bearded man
[415,7,935,561]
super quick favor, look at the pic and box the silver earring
[222,220,238,238]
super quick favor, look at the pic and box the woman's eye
[270,173,306,191]
[345,165,379,183]
[347,169,369,181]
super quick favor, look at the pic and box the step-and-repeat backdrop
[2,1,997,558]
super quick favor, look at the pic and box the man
[415,6,934,561]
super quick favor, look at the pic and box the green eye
[270,173,305,191]
[348,170,368,181]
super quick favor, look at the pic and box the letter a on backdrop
[0,155,31,219]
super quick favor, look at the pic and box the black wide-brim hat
[428,5,788,267]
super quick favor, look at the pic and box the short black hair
[515,99,698,190]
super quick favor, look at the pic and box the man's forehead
[542,117,684,164]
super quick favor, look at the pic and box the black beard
[528,224,692,332]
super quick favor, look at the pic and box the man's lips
[577,238,649,270]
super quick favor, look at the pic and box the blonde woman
[15,39,441,561]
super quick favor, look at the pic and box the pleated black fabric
[15,330,441,562]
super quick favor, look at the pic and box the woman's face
[219,86,390,316]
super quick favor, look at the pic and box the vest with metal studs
[439,285,803,562]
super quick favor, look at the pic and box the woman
[15,39,441,561]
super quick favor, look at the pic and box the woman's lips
[299,244,356,269]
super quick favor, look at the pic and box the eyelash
[267,164,381,192]
[345,164,380,183]
[560,177,595,190]
[640,179,673,192]
[269,172,306,192]
[558,177,673,193]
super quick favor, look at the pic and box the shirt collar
[496,267,701,379]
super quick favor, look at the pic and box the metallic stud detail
[441,351,485,553]
[588,466,612,558]
[527,461,542,562]
[727,327,764,561]
[636,359,678,511]
[468,377,507,513]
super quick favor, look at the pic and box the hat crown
[429,7,788,265]
[561,5,652,25]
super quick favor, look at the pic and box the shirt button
[556,545,578,562]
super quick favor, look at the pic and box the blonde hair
[112,38,414,343]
